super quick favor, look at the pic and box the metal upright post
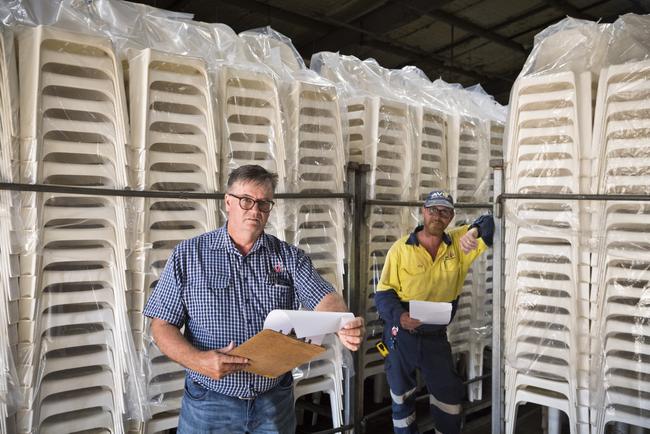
[353,164,370,433]
[344,163,357,433]
[491,159,505,434]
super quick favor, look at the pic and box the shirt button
[247,319,252,325]
[245,298,250,303]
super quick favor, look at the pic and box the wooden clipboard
[229,329,326,378]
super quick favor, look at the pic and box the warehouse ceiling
[130,0,647,104]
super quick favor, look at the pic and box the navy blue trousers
[383,327,463,434]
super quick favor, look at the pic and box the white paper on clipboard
[263,310,355,345]
[409,301,452,325]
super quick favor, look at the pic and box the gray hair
[226,165,278,193]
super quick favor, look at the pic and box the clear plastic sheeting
[217,64,287,239]
[312,53,418,201]
[504,13,650,433]
[361,205,409,406]
[591,37,650,429]
[519,17,608,77]
[448,209,493,402]
[240,28,348,292]
[312,49,503,411]
[0,193,20,434]
[288,200,346,294]
[591,201,650,432]
[239,26,305,78]
[313,55,504,205]
[15,22,147,434]
[594,59,650,196]
[0,25,18,183]
[126,47,220,430]
[0,23,21,434]
[503,200,590,433]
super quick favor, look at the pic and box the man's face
[422,205,454,236]
[225,180,274,239]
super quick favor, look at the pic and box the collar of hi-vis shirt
[406,225,452,247]
[209,222,270,256]
[399,225,463,303]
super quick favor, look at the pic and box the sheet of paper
[263,310,355,345]
[409,301,452,325]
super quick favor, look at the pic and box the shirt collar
[406,225,452,246]
[210,223,268,255]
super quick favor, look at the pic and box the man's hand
[460,227,479,253]
[337,317,365,351]
[193,342,249,381]
[400,312,422,331]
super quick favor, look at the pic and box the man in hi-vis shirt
[375,190,494,434]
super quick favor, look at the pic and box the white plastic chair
[218,65,286,189]
[285,80,345,194]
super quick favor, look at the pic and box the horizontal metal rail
[365,199,493,209]
[499,192,650,202]
[0,181,352,200]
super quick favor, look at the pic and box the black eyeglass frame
[424,206,454,219]
[227,193,275,213]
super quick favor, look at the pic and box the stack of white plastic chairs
[239,32,349,428]
[362,205,406,397]
[293,334,345,429]
[445,211,489,403]
[412,106,449,201]
[363,96,413,403]
[218,64,287,239]
[504,69,593,434]
[284,78,346,293]
[344,95,374,165]
[0,24,19,434]
[591,59,650,432]
[17,25,142,434]
[464,120,504,402]
[447,263,475,356]
[448,115,490,204]
[127,48,220,434]
[489,121,505,198]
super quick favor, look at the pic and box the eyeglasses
[228,193,275,213]
[425,206,454,219]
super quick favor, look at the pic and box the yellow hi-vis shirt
[376,225,487,303]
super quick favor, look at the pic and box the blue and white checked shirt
[143,224,335,398]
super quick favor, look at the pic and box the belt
[191,379,258,400]
[409,328,448,337]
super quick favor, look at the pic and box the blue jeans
[177,374,296,434]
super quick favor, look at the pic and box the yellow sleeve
[376,242,402,294]
[450,225,487,272]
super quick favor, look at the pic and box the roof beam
[213,0,504,83]
[299,0,450,54]
[432,4,548,56]
[212,0,331,33]
[627,0,648,13]
[328,0,390,22]
[543,0,595,20]
[401,3,527,54]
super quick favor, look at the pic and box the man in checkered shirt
[144,164,364,434]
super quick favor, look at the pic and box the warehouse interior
[0,0,649,433]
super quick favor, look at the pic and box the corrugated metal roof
[134,0,645,102]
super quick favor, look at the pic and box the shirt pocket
[401,261,427,277]
[264,272,295,311]
[441,256,460,274]
[183,275,234,339]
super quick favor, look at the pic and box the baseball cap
[423,190,454,209]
